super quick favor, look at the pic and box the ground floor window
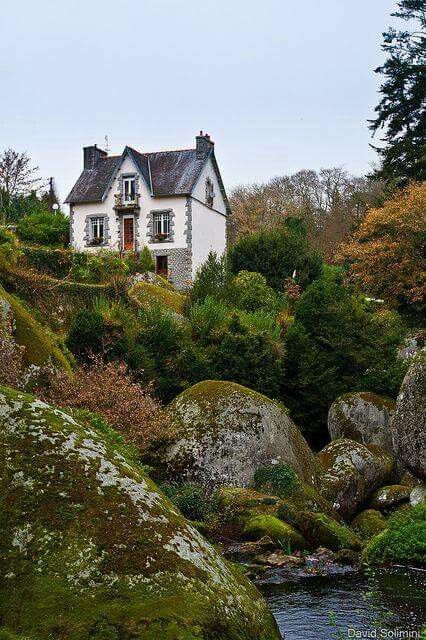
[156,255,168,277]
[90,216,105,244]
[153,211,170,238]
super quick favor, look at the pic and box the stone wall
[150,247,192,290]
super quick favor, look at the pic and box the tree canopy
[370,0,426,184]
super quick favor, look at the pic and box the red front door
[123,217,134,251]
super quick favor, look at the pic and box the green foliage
[0,188,48,225]
[236,309,281,341]
[207,315,283,399]
[188,296,229,342]
[188,251,230,307]
[21,244,73,278]
[282,270,407,442]
[66,309,106,361]
[228,227,323,291]
[363,504,426,565]
[0,227,20,267]
[370,1,426,184]
[251,463,300,499]
[161,482,210,521]
[230,270,280,312]
[16,210,69,246]
[125,247,155,274]
[69,250,128,283]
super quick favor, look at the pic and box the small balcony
[113,192,140,212]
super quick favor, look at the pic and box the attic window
[205,178,214,207]
[123,176,136,202]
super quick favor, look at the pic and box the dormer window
[123,176,136,203]
[205,177,214,207]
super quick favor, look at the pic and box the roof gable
[65,144,229,212]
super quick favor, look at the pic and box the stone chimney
[196,131,214,160]
[83,144,107,170]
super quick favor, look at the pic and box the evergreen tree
[370,1,426,184]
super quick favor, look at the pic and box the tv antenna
[104,135,110,153]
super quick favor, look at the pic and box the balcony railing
[114,193,140,210]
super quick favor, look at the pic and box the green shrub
[66,309,106,361]
[231,270,279,312]
[228,226,323,291]
[188,251,230,307]
[252,463,300,498]
[69,250,128,283]
[16,210,69,246]
[0,227,20,266]
[363,504,426,565]
[21,245,73,278]
[161,482,210,521]
[208,315,283,399]
[188,296,229,341]
[124,247,154,274]
[236,309,281,341]
[282,269,407,443]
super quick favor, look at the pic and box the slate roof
[65,145,227,208]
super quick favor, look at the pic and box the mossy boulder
[317,439,394,519]
[0,284,72,372]
[351,509,387,540]
[278,507,362,551]
[149,380,319,490]
[0,386,280,640]
[129,281,186,315]
[368,485,411,513]
[328,392,396,454]
[363,503,426,566]
[243,514,307,550]
[391,350,426,479]
[400,470,423,488]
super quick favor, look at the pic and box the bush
[16,210,69,246]
[208,315,283,398]
[69,250,128,284]
[230,270,280,312]
[0,227,20,267]
[161,482,210,521]
[363,504,426,565]
[228,226,323,291]
[21,245,73,278]
[124,247,154,274]
[251,463,300,499]
[188,296,229,342]
[188,251,230,307]
[66,309,106,360]
[37,358,170,455]
[282,269,407,444]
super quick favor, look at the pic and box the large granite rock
[148,380,319,490]
[328,392,395,454]
[391,350,426,479]
[317,439,394,519]
[0,386,280,640]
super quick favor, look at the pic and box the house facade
[65,133,229,289]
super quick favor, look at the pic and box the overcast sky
[1,0,397,201]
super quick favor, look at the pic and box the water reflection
[261,566,425,639]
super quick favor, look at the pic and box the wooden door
[123,217,134,251]
[156,255,168,277]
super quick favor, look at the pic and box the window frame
[122,175,136,202]
[153,211,171,238]
[90,216,105,243]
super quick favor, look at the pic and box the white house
[65,132,230,289]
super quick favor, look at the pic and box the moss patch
[0,386,280,640]
[351,509,387,540]
[243,515,307,550]
[368,485,411,513]
[363,504,426,565]
[129,281,186,315]
[0,284,72,372]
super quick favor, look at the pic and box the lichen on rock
[328,391,396,454]
[391,349,426,479]
[147,380,319,490]
[0,386,280,640]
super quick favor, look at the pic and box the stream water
[261,566,425,639]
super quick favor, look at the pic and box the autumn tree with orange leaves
[338,182,425,314]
